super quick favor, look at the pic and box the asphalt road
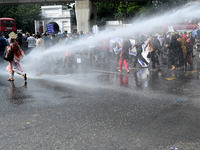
[1,57,200,150]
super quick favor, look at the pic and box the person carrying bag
[5,37,27,81]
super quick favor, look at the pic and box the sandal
[126,70,129,74]
[7,78,14,81]
[118,70,122,72]
[23,73,27,81]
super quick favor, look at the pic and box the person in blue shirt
[5,35,10,46]
[0,34,7,57]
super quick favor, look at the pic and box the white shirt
[36,38,45,50]
[27,36,36,48]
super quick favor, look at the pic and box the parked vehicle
[0,18,17,36]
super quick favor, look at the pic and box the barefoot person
[5,38,27,81]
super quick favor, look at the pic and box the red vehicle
[0,18,17,36]
[172,22,197,31]
[162,22,197,32]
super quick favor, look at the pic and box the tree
[94,1,151,24]
[115,1,150,22]
[0,5,41,33]
[94,2,120,26]
[16,5,41,33]
[94,0,198,25]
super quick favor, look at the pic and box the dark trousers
[133,51,149,68]
[150,51,160,69]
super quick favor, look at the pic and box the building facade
[34,5,76,34]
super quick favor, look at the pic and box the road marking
[166,77,176,81]
[184,70,197,75]
[88,69,117,74]
[166,70,197,80]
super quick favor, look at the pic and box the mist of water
[4,2,200,77]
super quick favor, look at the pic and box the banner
[110,38,150,67]
[46,24,55,33]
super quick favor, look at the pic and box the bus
[0,18,17,36]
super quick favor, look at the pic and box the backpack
[4,46,14,61]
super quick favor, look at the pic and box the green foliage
[0,3,73,33]
[0,1,196,32]
[94,2,120,26]
[115,2,150,22]
[94,1,150,24]
[16,5,41,33]
[94,0,197,25]
[0,5,41,33]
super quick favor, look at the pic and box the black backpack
[4,46,14,61]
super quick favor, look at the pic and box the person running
[5,38,27,81]
[118,37,132,74]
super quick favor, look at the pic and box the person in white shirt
[36,34,45,50]
[27,33,36,54]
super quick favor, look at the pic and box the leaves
[94,0,195,24]
[0,5,41,33]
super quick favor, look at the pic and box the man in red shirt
[182,32,187,41]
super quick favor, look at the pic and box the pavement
[0,53,200,150]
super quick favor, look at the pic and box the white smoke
[20,2,200,76]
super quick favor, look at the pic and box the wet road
[1,58,200,150]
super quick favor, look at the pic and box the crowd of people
[144,31,195,71]
[110,31,196,73]
[0,29,197,81]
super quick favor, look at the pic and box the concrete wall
[75,0,96,33]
